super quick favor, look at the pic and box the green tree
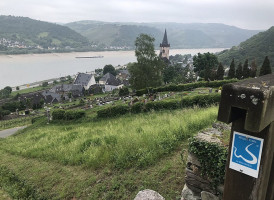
[95,68,103,75]
[119,88,129,97]
[129,34,164,90]
[250,60,257,78]
[0,86,12,99]
[193,52,218,81]
[216,62,224,80]
[4,86,12,94]
[103,64,116,76]
[67,75,72,82]
[163,64,182,83]
[68,92,72,99]
[16,86,20,90]
[236,63,243,79]
[242,59,250,79]
[259,56,272,76]
[42,82,48,87]
[228,59,236,79]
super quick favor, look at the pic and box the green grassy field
[0,188,11,200]
[11,86,50,96]
[0,106,218,199]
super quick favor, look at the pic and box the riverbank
[0,48,226,89]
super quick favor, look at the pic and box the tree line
[128,34,272,90]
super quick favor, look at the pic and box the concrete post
[217,74,274,200]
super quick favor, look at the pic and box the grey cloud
[0,0,273,29]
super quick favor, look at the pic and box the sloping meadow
[0,106,218,170]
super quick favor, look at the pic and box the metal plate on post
[229,131,264,178]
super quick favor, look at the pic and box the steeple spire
[160,29,170,47]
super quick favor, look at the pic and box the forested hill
[218,26,274,70]
[0,15,90,54]
[66,21,260,49]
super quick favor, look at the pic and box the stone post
[217,74,274,200]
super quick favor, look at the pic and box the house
[41,91,62,104]
[88,84,103,95]
[18,92,45,109]
[116,69,130,86]
[50,84,84,98]
[116,69,130,81]
[99,73,123,92]
[74,73,96,90]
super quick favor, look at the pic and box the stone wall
[181,123,230,200]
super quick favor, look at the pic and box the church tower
[160,29,170,60]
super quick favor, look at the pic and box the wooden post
[217,74,274,200]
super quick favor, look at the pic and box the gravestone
[218,74,274,200]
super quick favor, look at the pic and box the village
[0,24,273,200]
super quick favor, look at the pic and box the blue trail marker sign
[229,131,264,178]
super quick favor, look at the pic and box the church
[159,29,170,62]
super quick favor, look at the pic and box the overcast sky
[1,0,273,30]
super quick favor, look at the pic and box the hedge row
[52,109,86,120]
[97,93,221,118]
[136,79,238,96]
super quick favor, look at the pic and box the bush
[131,102,144,114]
[42,82,48,87]
[2,101,26,112]
[63,110,85,120]
[119,88,129,96]
[97,105,130,118]
[188,137,227,188]
[135,79,238,95]
[52,109,65,120]
[97,93,221,118]
[52,109,85,121]
[0,109,11,119]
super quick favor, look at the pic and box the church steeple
[160,29,170,47]
[160,29,170,60]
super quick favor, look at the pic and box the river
[0,48,225,89]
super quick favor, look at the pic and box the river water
[0,48,225,89]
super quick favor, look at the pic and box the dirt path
[0,126,27,138]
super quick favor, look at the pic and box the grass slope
[0,106,218,199]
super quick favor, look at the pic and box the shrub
[119,88,129,96]
[136,79,238,95]
[63,110,85,120]
[97,108,109,118]
[97,93,221,118]
[52,109,65,120]
[131,102,144,114]
[42,82,48,87]
[2,101,26,112]
[97,105,129,118]
[135,88,147,96]
[0,109,11,116]
[188,137,227,188]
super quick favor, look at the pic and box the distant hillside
[218,26,274,70]
[66,21,260,49]
[0,15,90,54]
